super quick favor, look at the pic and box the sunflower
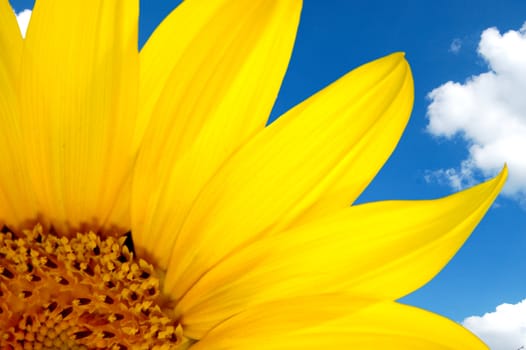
[0,0,505,349]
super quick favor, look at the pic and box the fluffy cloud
[426,23,526,204]
[462,299,526,350]
[15,9,31,38]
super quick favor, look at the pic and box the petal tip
[492,164,508,190]
[501,163,509,177]
[375,52,411,80]
[386,51,406,62]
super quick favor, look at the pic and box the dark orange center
[0,225,184,350]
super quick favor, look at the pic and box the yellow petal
[192,299,488,350]
[0,1,37,225]
[0,0,22,75]
[164,53,413,300]
[187,294,376,341]
[132,0,301,267]
[174,167,506,337]
[17,1,139,233]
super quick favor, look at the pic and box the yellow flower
[0,0,506,349]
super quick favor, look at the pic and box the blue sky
[9,1,526,347]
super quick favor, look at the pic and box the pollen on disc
[0,225,184,350]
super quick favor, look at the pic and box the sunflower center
[0,225,184,350]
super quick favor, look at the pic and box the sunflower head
[0,0,506,349]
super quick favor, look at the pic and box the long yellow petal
[17,1,139,233]
[174,168,505,337]
[0,0,22,76]
[0,1,38,225]
[163,53,413,300]
[192,299,488,350]
[132,0,301,267]
[187,294,376,341]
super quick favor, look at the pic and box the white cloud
[426,22,526,204]
[449,38,462,53]
[462,299,526,350]
[15,9,31,38]
[424,159,478,191]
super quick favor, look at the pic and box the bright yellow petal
[173,168,506,337]
[0,1,38,225]
[0,0,22,75]
[132,0,301,267]
[191,299,488,350]
[163,53,413,300]
[17,1,139,233]
[186,294,375,341]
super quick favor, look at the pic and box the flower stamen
[0,225,183,349]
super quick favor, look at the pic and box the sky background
[9,1,526,348]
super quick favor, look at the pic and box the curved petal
[173,168,506,337]
[0,0,37,225]
[164,53,413,299]
[17,0,139,233]
[0,0,22,75]
[132,0,301,267]
[187,294,376,341]
[191,299,488,350]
